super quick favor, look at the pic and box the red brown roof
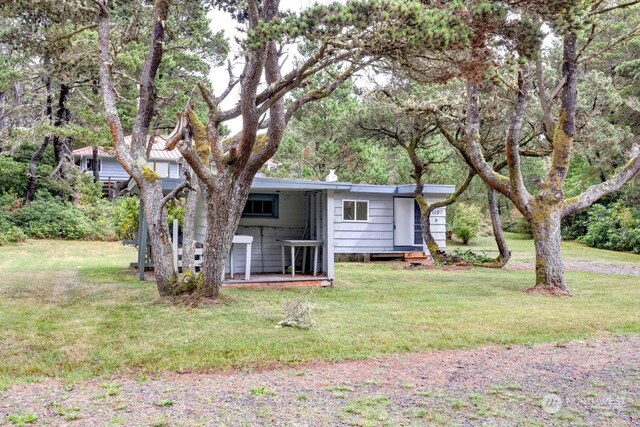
[71,135,182,162]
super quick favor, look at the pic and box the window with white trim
[148,161,169,178]
[86,158,102,173]
[342,200,369,222]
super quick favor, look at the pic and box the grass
[449,232,640,265]
[0,237,639,390]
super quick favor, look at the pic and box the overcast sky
[207,1,339,132]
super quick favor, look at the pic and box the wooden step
[404,252,429,260]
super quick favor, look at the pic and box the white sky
[206,2,555,133]
[207,1,339,133]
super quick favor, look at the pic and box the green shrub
[561,209,590,240]
[113,196,139,240]
[578,203,640,254]
[0,194,27,245]
[79,201,117,241]
[0,216,27,245]
[451,203,481,244]
[0,156,28,195]
[11,193,92,239]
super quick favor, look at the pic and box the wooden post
[172,219,178,272]
[325,190,335,280]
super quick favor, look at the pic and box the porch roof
[128,176,455,196]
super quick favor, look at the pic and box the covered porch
[134,178,341,287]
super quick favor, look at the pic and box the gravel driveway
[506,261,640,277]
[2,335,640,426]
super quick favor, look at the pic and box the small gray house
[72,136,183,195]
[135,176,454,285]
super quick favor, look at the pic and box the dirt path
[2,336,640,426]
[506,261,640,277]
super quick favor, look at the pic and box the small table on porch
[281,240,323,277]
[228,235,253,280]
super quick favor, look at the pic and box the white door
[393,198,414,247]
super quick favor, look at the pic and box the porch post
[325,190,335,280]
[172,219,179,271]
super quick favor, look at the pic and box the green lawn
[450,231,640,265]
[0,237,639,391]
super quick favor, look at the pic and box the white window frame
[149,161,169,178]
[342,199,369,222]
[85,158,102,173]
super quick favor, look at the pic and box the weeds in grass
[277,298,314,329]
[255,405,272,418]
[324,385,355,392]
[451,399,469,410]
[107,416,125,426]
[54,405,81,421]
[154,399,174,407]
[150,416,169,427]
[343,396,390,424]
[249,386,277,397]
[100,382,121,397]
[412,407,429,418]
[6,412,38,426]
[504,382,523,391]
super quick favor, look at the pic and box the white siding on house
[333,191,447,253]
[97,158,129,181]
[194,191,324,274]
[169,162,180,179]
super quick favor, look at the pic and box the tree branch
[563,146,640,216]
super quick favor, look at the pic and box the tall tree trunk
[181,171,198,273]
[26,77,53,202]
[421,206,444,262]
[528,207,568,295]
[198,173,254,298]
[140,183,177,296]
[26,137,50,202]
[52,84,70,186]
[416,170,475,263]
[92,146,100,181]
[477,189,511,268]
[0,91,6,141]
[13,81,24,128]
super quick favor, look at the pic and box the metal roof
[128,175,455,196]
[71,135,181,162]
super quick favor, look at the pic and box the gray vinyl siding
[169,163,180,179]
[97,158,129,181]
[333,191,447,253]
[194,191,323,274]
[82,158,180,182]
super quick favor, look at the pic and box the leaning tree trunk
[421,207,446,263]
[528,207,569,295]
[477,189,511,268]
[26,136,50,202]
[139,182,178,296]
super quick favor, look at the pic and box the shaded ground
[3,335,640,426]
